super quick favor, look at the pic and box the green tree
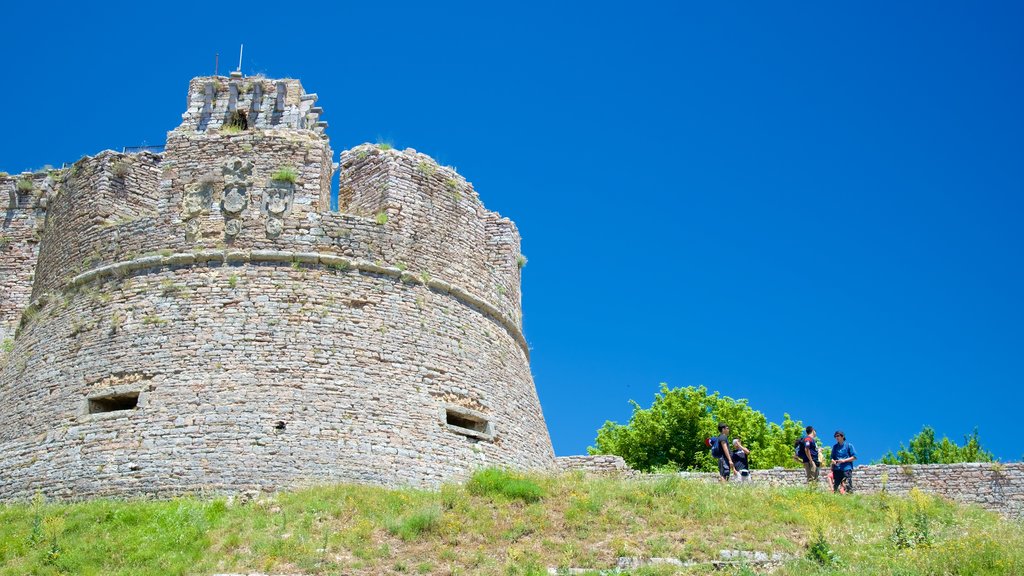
[879,426,994,465]
[588,384,809,472]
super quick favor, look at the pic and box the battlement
[177,76,326,135]
[0,74,552,500]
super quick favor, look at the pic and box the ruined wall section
[29,132,334,297]
[338,145,524,327]
[180,76,325,135]
[31,153,162,299]
[0,173,49,343]
[160,129,333,248]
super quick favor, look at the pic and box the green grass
[466,468,545,503]
[0,471,1021,575]
[270,166,298,183]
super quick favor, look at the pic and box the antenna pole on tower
[214,53,219,76]
[238,44,244,73]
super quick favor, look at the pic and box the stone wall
[178,77,326,135]
[0,74,554,501]
[558,456,1024,519]
[0,172,49,343]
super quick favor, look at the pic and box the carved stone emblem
[221,157,253,237]
[265,217,284,238]
[222,184,247,214]
[264,181,294,216]
[222,157,252,182]
[182,181,213,218]
[224,218,243,237]
[184,218,201,240]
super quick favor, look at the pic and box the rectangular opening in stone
[447,410,488,433]
[88,392,139,414]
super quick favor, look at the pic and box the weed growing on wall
[374,212,389,225]
[416,161,436,178]
[16,178,34,193]
[271,166,298,183]
[516,254,528,269]
[111,161,130,178]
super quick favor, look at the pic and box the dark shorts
[833,469,853,493]
[718,457,731,479]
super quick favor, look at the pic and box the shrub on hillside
[466,468,545,503]
[589,384,808,472]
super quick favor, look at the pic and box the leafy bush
[270,166,298,183]
[880,426,993,465]
[466,468,545,503]
[590,384,807,472]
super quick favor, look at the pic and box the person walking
[797,426,821,484]
[714,423,737,482]
[732,438,751,482]
[830,430,857,493]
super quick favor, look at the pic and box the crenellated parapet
[178,76,327,135]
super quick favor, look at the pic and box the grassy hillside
[1,469,1021,575]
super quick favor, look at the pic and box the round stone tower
[0,76,554,499]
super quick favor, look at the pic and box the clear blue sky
[2,2,1022,463]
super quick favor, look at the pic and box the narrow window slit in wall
[88,391,139,414]
[443,404,495,441]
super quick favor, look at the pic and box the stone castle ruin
[0,75,555,500]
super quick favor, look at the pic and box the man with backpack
[796,425,821,484]
[711,423,737,482]
[830,430,857,493]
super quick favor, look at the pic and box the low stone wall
[556,455,632,475]
[558,456,1024,519]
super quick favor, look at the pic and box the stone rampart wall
[339,145,523,325]
[0,252,552,500]
[31,152,162,299]
[558,456,1024,518]
[1,172,49,343]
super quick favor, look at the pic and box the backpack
[706,436,724,459]
[795,436,818,462]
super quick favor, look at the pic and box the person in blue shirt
[830,430,857,493]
